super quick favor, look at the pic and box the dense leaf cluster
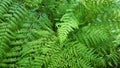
[0,0,120,68]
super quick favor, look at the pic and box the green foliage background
[0,0,120,68]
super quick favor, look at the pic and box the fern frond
[74,21,120,67]
[59,41,97,68]
[0,0,28,67]
[57,12,79,43]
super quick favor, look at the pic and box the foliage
[0,0,120,68]
[24,0,42,8]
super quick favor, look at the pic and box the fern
[57,12,79,43]
[0,0,120,68]
[0,0,28,67]
[24,0,42,8]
